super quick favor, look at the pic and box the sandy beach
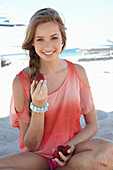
[0,55,113,157]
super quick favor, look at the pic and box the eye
[37,38,43,42]
[51,37,58,40]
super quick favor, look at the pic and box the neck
[40,58,64,74]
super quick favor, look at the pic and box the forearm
[67,123,98,147]
[24,111,44,151]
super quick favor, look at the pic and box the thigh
[0,152,50,170]
[63,139,113,170]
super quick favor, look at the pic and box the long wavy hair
[22,8,67,82]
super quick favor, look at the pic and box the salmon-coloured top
[10,60,93,159]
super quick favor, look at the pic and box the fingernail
[55,158,57,161]
[73,145,75,149]
[68,149,70,153]
[59,151,62,155]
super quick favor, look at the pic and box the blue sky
[0,0,113,49]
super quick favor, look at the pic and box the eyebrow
[35,33,59,38]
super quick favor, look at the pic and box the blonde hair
[22,8,66,82]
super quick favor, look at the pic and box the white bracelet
[30,102,49,113]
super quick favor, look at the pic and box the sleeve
[10,96,31,128]
[10,72,31,129]
[80,81,94,115]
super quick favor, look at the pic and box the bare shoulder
[23,66,29,77]
[13,76,22,92]
[74,63,89,86]
[13,66,29,89]
[12,76,24,112]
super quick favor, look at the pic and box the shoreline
[0,55,113,114]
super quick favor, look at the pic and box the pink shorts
[46,158,61,170]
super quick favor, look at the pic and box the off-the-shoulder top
[10,60,93,159]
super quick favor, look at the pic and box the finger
[40,80,47,91]
[59,152,69,162]
[37,80,44,88]
[42,80,47,87]
[67,145,75,154]
[52,159,57,164]
[52,149,55,154]
[31,80,35,95]
[54,158,66,166]
[38,81,48,100]
[35,80,44,95]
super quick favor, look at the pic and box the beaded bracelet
[30,102,49,113]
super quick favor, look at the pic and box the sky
[0,0,113,49]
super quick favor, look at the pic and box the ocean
[0,26,113,65]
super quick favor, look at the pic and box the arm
[67,64,98,146]
[13,77,47,152]
[54,64,98,166]
[67,105,98,147]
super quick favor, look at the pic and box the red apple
[35,74,45,88]
[62,145,70,156]
[57,145,70,156]
[52,145,71,164]
[53,150,60,159]
[57,145,65,152]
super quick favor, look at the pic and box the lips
[43,51,55,56]
[44,52,53,55]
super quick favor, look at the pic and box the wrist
[32,100,47,108]
[30,102,49,113]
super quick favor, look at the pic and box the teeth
[44,52,53,55]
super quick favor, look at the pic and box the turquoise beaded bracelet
[30,102,49,113]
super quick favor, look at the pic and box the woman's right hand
[52,145,75,167]
[31,79,48,108]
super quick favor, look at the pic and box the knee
[95,138,113,150]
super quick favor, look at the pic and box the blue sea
[0,26,113,64]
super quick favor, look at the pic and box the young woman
[0,8,98,170]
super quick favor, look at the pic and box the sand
[0,56,113,156]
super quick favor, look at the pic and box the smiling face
[32,21,63,62]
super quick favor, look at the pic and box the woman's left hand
[53,145,75,166]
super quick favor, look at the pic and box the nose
[44,40,51,49]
